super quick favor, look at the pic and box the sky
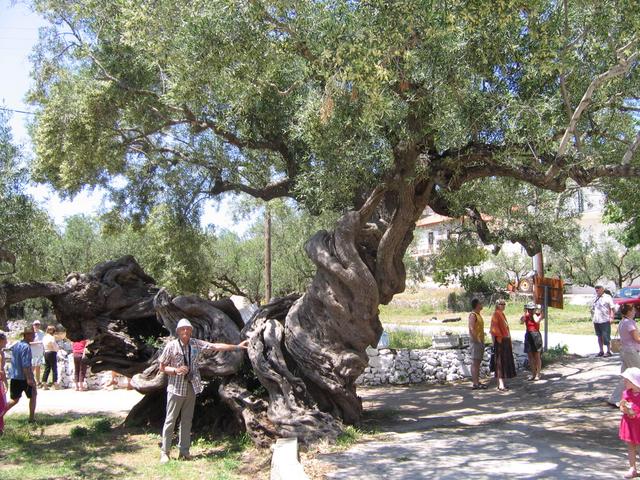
[0,0,247,232]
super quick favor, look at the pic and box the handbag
[611,324,621,354]
[489,346,496,372]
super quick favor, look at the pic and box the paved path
[4,387,143,417]
[317,355,627,479]
[385,323,600,356]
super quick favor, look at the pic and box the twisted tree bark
[0,180,434,445]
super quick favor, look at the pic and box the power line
[0,107,35,115]
[0,26,42,31]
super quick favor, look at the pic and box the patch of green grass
[336,425,360,447]
[92,417,112,434]
[335,425,379,448]
[382,292,594,336]
[387,329,432,349]
[1,414,252,480]
[70,425,90,437]
[542,343,570,366]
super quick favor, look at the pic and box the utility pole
[264,204,272,304]
[533,252,544,277]
[533,251,548,352]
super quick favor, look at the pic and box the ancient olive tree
[7,0,640,443]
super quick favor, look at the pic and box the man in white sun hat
[158,318,249,464]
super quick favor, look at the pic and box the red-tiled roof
[415,213,493,228]
[415,214,453,227]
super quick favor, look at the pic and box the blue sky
[0,1,245,232]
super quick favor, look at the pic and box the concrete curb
[270,437,309,480]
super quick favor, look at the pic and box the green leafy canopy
[27,0,640,225]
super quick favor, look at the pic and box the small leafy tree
[547,233,640,288]
[482,251,533,289]
[427,235,488,286]
[0,111,57,282]
[205,230,264,302]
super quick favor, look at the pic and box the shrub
[70,426,89,438]
[92,418,111,434]
[542,344,569,366]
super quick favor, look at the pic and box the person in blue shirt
[4,327,38,422]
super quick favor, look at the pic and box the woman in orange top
[491,299,517,390]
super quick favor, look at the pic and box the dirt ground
[4,386,143,417]
[314,355,626,479]
[6,355,627,479]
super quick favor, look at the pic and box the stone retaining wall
[356,346,527,386]
[54,350,121,389]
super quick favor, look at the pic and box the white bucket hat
[622,367,640,389]
[176,318,193,330]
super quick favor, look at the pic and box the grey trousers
[161,383,196,455]
[609,348,640,405]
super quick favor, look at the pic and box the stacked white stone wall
[356,346,527,386]
[52,350,116,389]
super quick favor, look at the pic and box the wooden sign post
[533,276,564,352]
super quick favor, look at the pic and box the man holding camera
[159,318,249,463]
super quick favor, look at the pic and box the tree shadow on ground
[1,414,141,479]
[325,356,626,479]
[358,355,621,432]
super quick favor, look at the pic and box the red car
[614,286,640,318]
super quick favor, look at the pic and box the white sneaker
[160,452,170,464]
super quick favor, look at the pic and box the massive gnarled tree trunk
[0,176,435,445]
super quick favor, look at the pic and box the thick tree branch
[437,143,640,192]
[201,177,293,201]
[622,131,640,165]
[558,38,639,156]
[210,275,253,302]
[0,281,71,308]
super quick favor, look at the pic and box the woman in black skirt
[490,299,517,390]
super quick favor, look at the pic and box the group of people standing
[14,320,89,391]
[608,299,640,478]
[0,321,94,433]
[468,298,544,391]
[593,284,640,478]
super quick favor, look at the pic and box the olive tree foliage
[205,200,338,302]
[602,180,640,248]
[204,229,264,302]
[547,232,640,288]
[433,177,581,257]
[44,214,130,280]
[0,111,55,281]
[426,235,489,286]
[18,0,640,442]
[409,176,580,288]
[75,207,214,295]
[484,250,533,288]
[29,1,640,220]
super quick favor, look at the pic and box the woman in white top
[609,304,640,406]
[41,325,60,389]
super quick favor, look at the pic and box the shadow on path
[319,355,625,479]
